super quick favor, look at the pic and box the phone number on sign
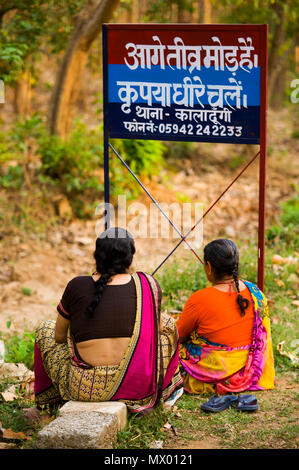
[123,121,243,137]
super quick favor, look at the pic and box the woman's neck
[212,277,234,286]
[92,272,131,285]
[108,273,131,285]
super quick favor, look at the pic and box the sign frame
[102,23,268,291]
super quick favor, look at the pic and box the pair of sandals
[200,394,258,413]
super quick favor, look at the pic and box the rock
[224,226,236,238]
[52,195,73,218]
[0,274,11,283]
[69,246,86,258]
[149,440,164,449]
[75,236,94,246]
[272,254,298,265]
[34,412,118,449]
[1,384,18,402]
[0,443,18,449]
[272,254,286,265]
[0,363,34,382]
[287,274,298,284]
[59,401,127,431]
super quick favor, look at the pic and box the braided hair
[86,227,135,317]
[203,239,249,317]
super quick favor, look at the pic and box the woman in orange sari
[177,239,275,395]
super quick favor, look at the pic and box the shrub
[0,115,168,217]
[39,121,103,194]
[266,191,299,250]
[109,138,166,198]
[0,329,35,371]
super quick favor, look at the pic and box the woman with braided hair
[30,228,183,418]
[177,239,275,396]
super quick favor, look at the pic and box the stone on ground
[34,411,118,449]
[59,401,127,430]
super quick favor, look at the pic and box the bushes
[0,326,35,371]
[0,116,167,218]
[38,121,103,193]
[109,138,166,198]
[266,190,299,250]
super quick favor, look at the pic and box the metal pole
[102,25,110,230]
[103,135,110,230]
[257,24,268,292]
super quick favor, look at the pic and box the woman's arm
[55,313,70,343]
[55,278,74,342]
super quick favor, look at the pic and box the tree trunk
[48,0,120,137]
[202,0,212,23]
[267,1,288,108]
[126,0,139,23]
[13,68,32,116]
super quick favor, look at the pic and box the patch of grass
[164,383,298,449]
[0,194,298,449]
[116,403,171,449]
[21,287,32,296]
[0,387,43,448]
[0,329,35,370]
[0,399,35,433]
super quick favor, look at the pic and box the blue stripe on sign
[108,64,260,106]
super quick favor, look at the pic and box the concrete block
[35,411,118,449]
[59,401,127,431]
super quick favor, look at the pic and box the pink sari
[34,272,182,414]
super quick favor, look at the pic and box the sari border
[116,272,163,414]
[97,272,143,400]
[141,272,164,408]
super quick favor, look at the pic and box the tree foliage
[0,0,85,83]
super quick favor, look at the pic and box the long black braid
[86,227,135,317]
[232,264,249,317]
[204,239,249,317]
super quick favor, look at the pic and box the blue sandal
[235,394,258,412]
[200,394,238,412]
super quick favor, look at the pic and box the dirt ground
[0,108,298,450]
[0,109,298,335]
[163,374,299,449]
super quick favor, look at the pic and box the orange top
[177,284,254,348]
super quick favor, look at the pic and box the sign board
[103,24,267,145]
[102,24,268,291]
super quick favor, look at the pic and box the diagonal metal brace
[151,150,261,275]
[108,142,204,264]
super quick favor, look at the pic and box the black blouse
[57,275,138,343]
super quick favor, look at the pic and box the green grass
[116,381,298,449]
[0,329,35,370]
[0,194,298,449]
[116,404,171,449]
[21,287,32,296]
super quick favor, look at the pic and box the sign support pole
[257,24,268,292]
[102,26,110,230]
[103,134,110,230]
